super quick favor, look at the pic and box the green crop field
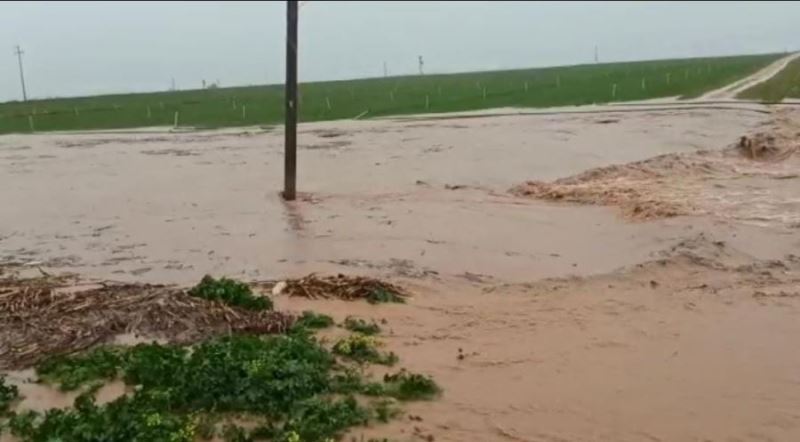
[738,56,800,102]
[0,53,782,134]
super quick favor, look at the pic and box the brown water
[0,106,788,284]
[3,105,800,441]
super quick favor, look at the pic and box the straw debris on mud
[0,269,293,369]
[278,274,409,304]
[0,268,409,370]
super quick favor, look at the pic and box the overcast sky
[0,1,798,102]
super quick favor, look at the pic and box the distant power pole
[594,45,599,63]
[283,0,299,201]
[383,61,388,78]
[171,77,176,91]
[418,55,424,75]
[14,45,28,102]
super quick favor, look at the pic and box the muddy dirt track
[2,104,800,441]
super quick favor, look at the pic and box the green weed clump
[0,375,19,414]
[380,370,441,401]
[36,347,124,391]
[343,317,382,335]
[250,396,370,442]
[9,393,199,442]
[292,311,335,331]
[188,275,272,311]
[332,334,398,366]
[366,288,405,305]
[15,330,438,441]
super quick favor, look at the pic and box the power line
[14,45,28,102]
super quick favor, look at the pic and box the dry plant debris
[280,274,409,303]
[0,268,292,370]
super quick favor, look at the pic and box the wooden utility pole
[14,45,28,102]
[283,0,298,200]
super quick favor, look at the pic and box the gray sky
[0,1,798,102]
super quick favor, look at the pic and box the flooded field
[2,103,800,441]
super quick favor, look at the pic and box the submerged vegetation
[2,277,435,442]
[3,332,438,441]
[342,317,382,336]
[0,270,435,441]
[188,275,273,311]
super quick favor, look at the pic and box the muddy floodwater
[3,103,800,441]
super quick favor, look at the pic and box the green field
[0,53,781,134]
[738,56,800,102]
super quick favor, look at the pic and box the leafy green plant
[0,375,20,414]
[36,347,123,391]
[252,396,370,442]
[122,343,188,388]
[8,410,38,437]
[343,316,381,335]
[21,313,438,441]
[332,334,397,366]
[9,393,198,442]
[292,311,335,331]
[179,335,334,414]
[188,275,272,311]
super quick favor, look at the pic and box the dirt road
[2,104,800,441]
[700,52,800,100]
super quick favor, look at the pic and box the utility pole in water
[283,0,298,201]
[14,45,28,102]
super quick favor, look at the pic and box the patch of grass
[292,311,335,331]
[0,53,781,134]
[332,334,398,366]
[36,347,124,391]
[188,275,272,311]
[20,329,431,441]
[0,375,20,414]
[738,55,800,101]
[343,316,382,335]
[367,287,405,304]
